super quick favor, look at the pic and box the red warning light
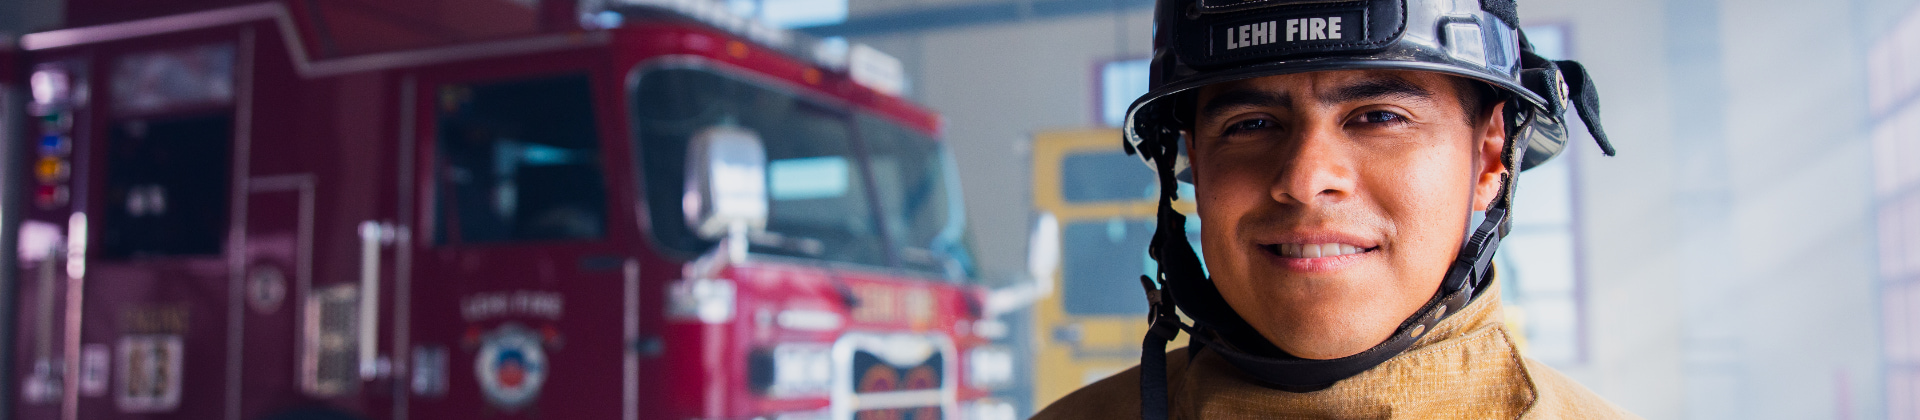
[35,185,68,209]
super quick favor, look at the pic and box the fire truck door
[406,68,634,419]
[80,42,244,420]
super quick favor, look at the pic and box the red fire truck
[0,1,1023,419]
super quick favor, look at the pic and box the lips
[1268,243,1368,258]
[1257,240,1376,272]
[1257,230,1378,255]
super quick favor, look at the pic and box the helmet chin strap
[1134,127,1515,420]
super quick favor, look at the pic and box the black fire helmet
[1121,0,1615,418]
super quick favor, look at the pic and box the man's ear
[1471,102,1508,212]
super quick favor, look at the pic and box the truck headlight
[751,344,833,397]
[966,346,1013,390]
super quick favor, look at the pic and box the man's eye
[1223,118,1275,135]
[1354,111,1404,124]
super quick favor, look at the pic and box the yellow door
[1029,128,1194,407]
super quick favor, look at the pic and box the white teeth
[1276,243,1365,258]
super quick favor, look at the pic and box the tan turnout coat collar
[1033,286,1639,419]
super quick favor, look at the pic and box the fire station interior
[0,0,1918,419]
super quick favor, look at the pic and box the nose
[1271,124,1355,206]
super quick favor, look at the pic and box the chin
[1221,268,1411,360]
[1266,319,1398,360]
[1253,299,1401,359]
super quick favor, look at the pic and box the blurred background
[0,0,1913,419]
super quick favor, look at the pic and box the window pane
[436,73,607,244]
[1060,217,1201,316]
[1101,58,1150,127]
[110,43,234,115]
[632,68,887,267]
[860,114,964,276]
[1502,230,1576,295]
[1525,25,1568,60]
[1062,219,1154,316]
[101,114,232,258]
[1061,151,1156,203]
[770,156,851,200]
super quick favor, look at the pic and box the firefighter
[1033,0,1637,418]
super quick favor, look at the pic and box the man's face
[1187,69,1506,360]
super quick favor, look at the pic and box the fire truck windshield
[632,66,973,281]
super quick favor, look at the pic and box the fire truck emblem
[474,323,548,411]
[246,265,287,315]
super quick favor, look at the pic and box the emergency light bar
[609,0,796,52]
[599,0,907,96]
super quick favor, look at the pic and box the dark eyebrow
[1198,88,1292,120]
[1317,77,1436,106]
[1197,77,1436,121]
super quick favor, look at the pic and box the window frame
[1496,22,1590,366]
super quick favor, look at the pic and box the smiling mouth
[1262,243,1376,259]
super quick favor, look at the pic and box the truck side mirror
[1027,212,1061,288]
[984,212,1060,318]
[684,126,768,261]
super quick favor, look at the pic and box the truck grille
[853,351,942,392]
[835,334,953,420]
[854,407,941,420]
